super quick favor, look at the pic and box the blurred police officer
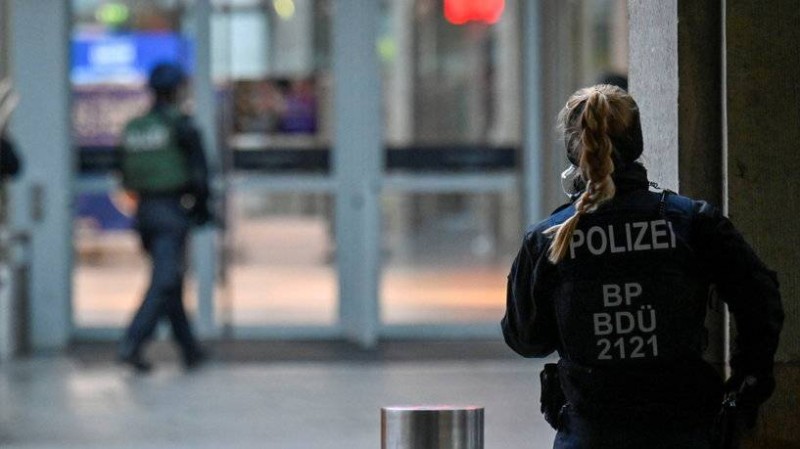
[117,62,210,372]
[502,84,783,448]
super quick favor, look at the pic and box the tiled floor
[0,345,557,449]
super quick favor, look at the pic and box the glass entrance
[212,0,340,336]
[71,0,199,334]
[69,0,629,344]
[69,0,341,338]
[68,0,520,341]
[378,0,522,334]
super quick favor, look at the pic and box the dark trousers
[554,407,712,449]
[120,196,199,360]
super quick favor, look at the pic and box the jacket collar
[613,161,650,192]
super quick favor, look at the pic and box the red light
[444,0,505,25]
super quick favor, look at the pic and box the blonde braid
[546,88,617,263]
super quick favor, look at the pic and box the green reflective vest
[120,108,190,193]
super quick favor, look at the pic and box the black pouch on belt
[540,362,567,429]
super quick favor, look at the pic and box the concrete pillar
[528,0,583,225]
[609,0,629,74]
[385,0,414,260]
[725,0,800,445]
[491,0,521,249]
[522,0,546,226]
[628,0,723,201]
[332,0,382,347]
[1,0,9,221]
[386,0,414,146]
[464,26,488,143]
[577,0,594,87]
[630,0,800,444]
[490,0,521,146]
[9,0,73,350]
[183,0,219,339]
[0,1,7,79]
[628,0,725,367]
[0,0,10,360]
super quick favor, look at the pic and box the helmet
[148,62,186,93]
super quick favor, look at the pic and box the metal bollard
[381,405,484,449]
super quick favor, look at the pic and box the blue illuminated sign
[71,33,193,85]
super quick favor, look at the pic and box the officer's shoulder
[549,202,576,226]
[173,112,199,134]
[125,112,151,127]
[166,107,192,124]
[663,191,719,219]
[177,110,194,122]
[662,191,694,215]
[524,203,575,238]
[122,115,152,138]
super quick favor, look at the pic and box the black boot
[182,347,208,370]
[118,343,153,373]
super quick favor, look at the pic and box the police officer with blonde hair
[502,84,783,448]
[117,62,210,372]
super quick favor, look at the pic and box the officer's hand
[179,193,208,226]
[725,374,775,430]
[739,404,759,430]
[192,203,212,227]
[726,374,775,404]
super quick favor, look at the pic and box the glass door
[70,0,200,337]
[212,0,341,337]
[69,0,628,345]
[377,0,522,336]
[70,0,342,340]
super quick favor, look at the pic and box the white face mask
[560,165,585,198]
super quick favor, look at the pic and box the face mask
[560,165,585,198]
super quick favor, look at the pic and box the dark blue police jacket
[502,163,783,423]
